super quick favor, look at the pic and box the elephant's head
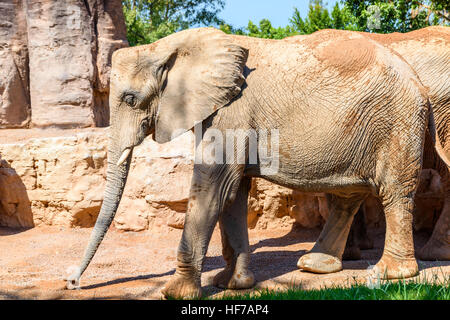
[66,28,248,288]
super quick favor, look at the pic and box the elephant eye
[123,93,137,108]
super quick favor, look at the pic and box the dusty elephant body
[365,26,450,261]
[292,26,450,263]
[67,28,445,298]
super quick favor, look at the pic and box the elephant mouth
[117,148,132,166]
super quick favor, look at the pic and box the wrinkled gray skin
[304,27,450,262]
[66,28,448,298]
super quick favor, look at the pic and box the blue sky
[218,0,340,29]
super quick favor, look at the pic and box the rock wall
[0,129,194,230]
[0,129,443,231]
[0,0,128,129]
[0,0,30,128]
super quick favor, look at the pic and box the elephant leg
[416,133,450,261]
[343,205,374,260]
[342,215,361,261]
[371,195,419,279]
[298,193,366,274]
[213,177,255,289]
[161,163,244,299]
[355,204,374,250]
[417,196,450,260]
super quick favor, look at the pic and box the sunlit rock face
[0,0,128,129]
[0,0,30,128]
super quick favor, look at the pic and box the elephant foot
[417,240,450,261]
[297,252,342,274]
[161,273,202,299]
[370,255,418,280]
[213,267,255,289]
[342,245,361,261]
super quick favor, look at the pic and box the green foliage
[220,0,359,39]
[331,2,360,30]
[219,23,246,35]
[122,0,225,46]
[245,19,298,39]
[290,0,359,34]
[345,0,449,33]
[122,0,450,46]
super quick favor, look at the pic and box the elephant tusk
[117,148,131,166]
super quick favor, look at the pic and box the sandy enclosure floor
[0,225,448,300]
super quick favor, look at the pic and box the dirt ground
[0,224,448,300]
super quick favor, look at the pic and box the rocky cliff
[0,0,128,129]
[0,0,30,128]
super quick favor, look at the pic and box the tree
[122,0,449,46]
[343,0,449,33]
[290,0,331,34]
[122,0,226,46]
[219,23,246,35]
[289,0,358,34]
[331,2,359,30]
[244,19,297,39]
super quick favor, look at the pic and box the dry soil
[0,225,448,300]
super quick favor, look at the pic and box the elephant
[365,26,449,261]
[66,27,449,298]
[288,26,450,265]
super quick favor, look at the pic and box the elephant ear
[154,28,248,143]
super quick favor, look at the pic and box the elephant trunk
[66,138,133,289]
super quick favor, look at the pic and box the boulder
[248,179,324,230]
[0,156,33,227]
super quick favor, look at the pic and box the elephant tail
[428,106,450,168]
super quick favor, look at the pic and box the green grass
[215,282,449,300]
[212,272,450,300]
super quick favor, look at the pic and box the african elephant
[66,27,448,298]
[365,26,449,261]
[292,26,450,265]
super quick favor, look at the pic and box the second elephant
[291,26,450,267]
